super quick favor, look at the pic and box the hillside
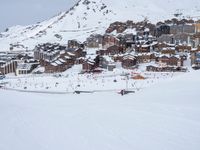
[0,70,200,150]
[0,0,200,51]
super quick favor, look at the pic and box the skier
[120,89,125,96]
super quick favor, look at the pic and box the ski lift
[118,74,135,96]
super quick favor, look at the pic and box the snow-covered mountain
[0,0,200,51]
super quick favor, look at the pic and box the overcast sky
[0,0,77,32]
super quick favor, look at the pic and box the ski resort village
[0,0,200,150]
[1,18,200,93]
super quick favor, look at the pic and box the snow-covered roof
[51,63,58,67]
[159,54,180,59]
[162,47,175,50]
[58,58,66,63]
[144,28,150,32]
[0,60,6,63]
[64,56,71,60]
[142,44,150,48]
[67,52,75,56]
[135,52,154,56]
[123,28,137,35]
[123,54,136,60]
[55,60,63,65]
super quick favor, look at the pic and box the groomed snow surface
[0,69,200,150]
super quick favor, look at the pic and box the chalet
[60,54,76,67]
[82,59,96,71]
[86,34,103,48]
[116,33,136,49]
[102,34,120,49]
[106,21,127,33]
[155,43,175,52]
[135,44,151,53]
[44,55,75,73]
[74,48,86,58]
[45,61,66,73]
[34,43,62,62]
[176,45,192,53]
[122,54,137,68]
[113,54,123,62]
[106,45,124,55]
[40,49,78,73]
[169,56,183,66]
[135,53,156,63]
[158,55,183,66]
[161,47,176,55]
[65,51,76,59]
[34,49,60,62]
[68,40,84,49]
[158,55,171,65]
[146,65,187,72]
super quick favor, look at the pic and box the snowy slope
[0,70,200,150]
[0,0,200,51]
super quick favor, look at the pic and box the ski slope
[0,0,200,51]
[0,70,200,150]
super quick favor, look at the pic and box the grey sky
[0,0,77,32]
